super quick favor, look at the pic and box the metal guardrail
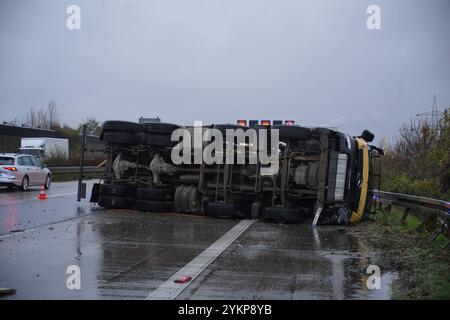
[374,190,450,245]
[49,166,104,174]
[375,190,450,218]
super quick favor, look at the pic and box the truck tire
[99,184,136,197]
[97,196,135,209]
[272,125,311,141]
[141,134,177,147]
[135,200,173,212]
[141,123,179,135]
[311,127,333,136]
[261,206,308,224]
[206,202,248,219]
[173,185,201,213]
[213,124,249,135]
[102,132,141,145]
[136,187,174,201]
[102,120,141,133]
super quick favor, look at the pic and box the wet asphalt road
[0,181,395,299]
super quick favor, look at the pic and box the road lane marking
[145,219,255,300]
[0,192,77,206]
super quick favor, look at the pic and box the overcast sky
[1,0,449,142]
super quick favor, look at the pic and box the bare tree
[37,107,48,128]
[22,101,60,129]
[47,100,60,129]
[24,107,37,127]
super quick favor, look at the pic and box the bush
[380,108,450,200]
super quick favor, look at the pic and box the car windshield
[0,157,15,165]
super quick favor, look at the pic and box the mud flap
[90,183,100,203]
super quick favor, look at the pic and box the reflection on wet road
[0,180,97,235]
[0,181,395,299]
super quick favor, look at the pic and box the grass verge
[368,208,449,299]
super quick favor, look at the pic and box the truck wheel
[135,200,173,212]
[136,187,174,201]
[44,175,51,190]
[102,132,141,145]
[206,202,248,219]
[97,196,135,209]
[261,206,309,224]
[173,185,201,213]
[141,123,179,135]
[213,124,249,135]
[141,134,177,147]
[99,184,136,197]
[102,121,141,133]
[272,125,311,141]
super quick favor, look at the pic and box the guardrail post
[426,225,445,244]
[400,208,410,225]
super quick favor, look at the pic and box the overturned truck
[90,121,383,225]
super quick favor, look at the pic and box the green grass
[371,208,450,299]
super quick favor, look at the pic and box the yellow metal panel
[349,138,369,223]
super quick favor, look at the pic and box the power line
[416,94,444,134]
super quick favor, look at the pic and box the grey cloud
[0,0,449,143]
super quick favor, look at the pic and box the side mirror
[42,164,47,168]
[360,129,374,143]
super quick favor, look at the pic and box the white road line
[145,219,255,300]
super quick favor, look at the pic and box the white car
[0,153,52,191]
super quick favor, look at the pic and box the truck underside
[90,121,381,225]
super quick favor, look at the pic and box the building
[0,124,60,153]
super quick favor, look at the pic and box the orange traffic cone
[38,186,47,200]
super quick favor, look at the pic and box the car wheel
[21,176,29,192]
[44,175,51,190]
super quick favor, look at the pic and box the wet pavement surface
[0,181,395,299]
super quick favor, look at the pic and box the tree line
[8,100,103,136]
[380,108,450,200]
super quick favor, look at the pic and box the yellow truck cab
[349,138,370,223]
